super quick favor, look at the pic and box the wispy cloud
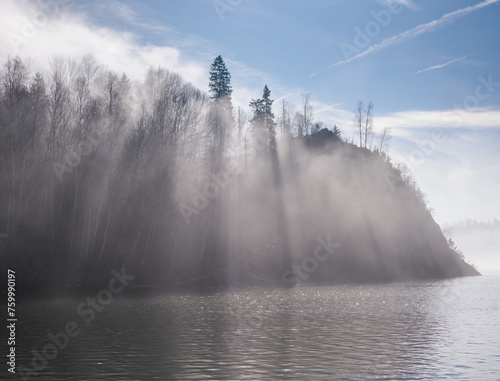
[411,53,477,75]
[325,0,500,69]
[377,0,419,11]
[377,108,500,132]
[389,127,500,226]
[93,1,170,32]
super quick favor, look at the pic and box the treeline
[443,219,500,230]
[0,55,477,293]
[0,54,305,290]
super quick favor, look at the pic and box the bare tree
[47,57,71,161]
[296,93,312,137]
[277,99,294,139]
[364,101,374,149]
[81,54,100,86]
[353,100,364,147]
[376,127,392,154]
[235,106,247,155]
[352,100,374,148]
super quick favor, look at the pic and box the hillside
[270,129,480,285]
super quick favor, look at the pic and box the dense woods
[0,55,478,294]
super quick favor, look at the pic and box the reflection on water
[15,275,500,380]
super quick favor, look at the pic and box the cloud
[376,108,500,133]
[88,0,170,32]
[0,0,206,86]
[387,121,500,226]
[309,107,500,139]
[377,0,419,11]
[0,0,292,112]
[329,0,500,68]
[411,53,477,75]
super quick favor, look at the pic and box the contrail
[310,0,500,75]
[411,53,477,75]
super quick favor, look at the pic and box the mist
[0,54,478,293]
[443,220,500,273]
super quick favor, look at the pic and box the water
[12,275,500,380]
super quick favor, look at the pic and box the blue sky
[1,0,500,227]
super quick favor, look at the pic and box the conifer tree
[250,85,291,278]
[250,85,276,157]
[209,55,232,104]
[199,56,235,288]
[207,55,233,156]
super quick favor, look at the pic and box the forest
[0,55,478,294]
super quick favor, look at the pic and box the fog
[0,55,477,293]
[443,220,500,273]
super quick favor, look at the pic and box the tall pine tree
[209,55,232,104]
[250,85,276,157]
[207,55,233,157]
[199,56,234,289]
[250,85,291,281]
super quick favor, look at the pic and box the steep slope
[248,128,480,285]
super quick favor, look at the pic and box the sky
[1,0,499,227]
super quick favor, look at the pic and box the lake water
[12,275,500,380]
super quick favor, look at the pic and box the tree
[448,238,465,260]
[376,127,391,155]
[207,56,233,158]
[353,101,363,147]
[277,99,294,139]
[207,54,234,160]
[311,121,325,134]
[352,100,374,148]
[0,57,31,264]
[235,106,247,154]
[332,125,342,139]
[296,93,313,136]
[209,55,232,103]
[199,56,235,288]
[249,85,291,276]
[364,101,374,148]
[250,85,276,156]
[1,56,28,108]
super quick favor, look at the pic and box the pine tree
[199,56,235,289]
[208,55,232,103]
[207,56,234,156]
[250,85,276,156]
[250,85,291,278]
